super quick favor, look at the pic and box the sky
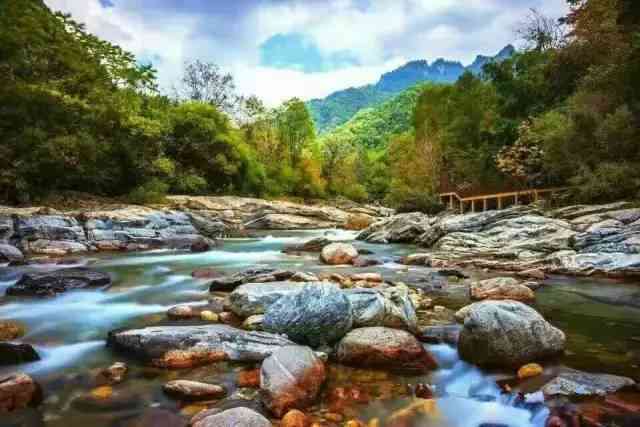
[44,0,569,106]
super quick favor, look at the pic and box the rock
[0,343,40,366]
[345,287,418,332]
[246,214,336,230]
[335,327,437,374]
[351,257,381,267]
[163,380,226,401]
[237,368,261,388]
[243,315,265,331]
[470,277,536,302]
[191,407,272,427]
[281,409,310,427]
[107,324,295,368]
[192,268,223,279]
[282,237,331,254]
[414,384,434,399]
[385,399,439,426]
[0,373,42,412]
[6,267,111,297]
[289,272,319,282]
[542,370,635,397]
[320,243,359,265]
[191,237,218,253]
[349,273,382,283]
[121,408,187,427]
[72,386,142,412]
[95,362,128,386]
[260,345,326,417]
[209,268,295,292]
[345,214,375,231]
[229,282,306,317]
[263,284,353,347]
[0,321,25,341]
[167,300,225,320]
[402,253,432,266]
[218,311,241,325]
[548,252,640,276]
[200,311,219,322]
[0,244,23,263]
[357,213,432,244]
[517,363,543,380]
[517,268,547,280]
[457,300,566,367]
[14,214,87,255]
[418,325,462,345]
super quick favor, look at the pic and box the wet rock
[457,300,565,367]
[95,362,127,386]
[320,243,359,265]
[345,287,418,332]
[14,214,87,255]
[335,327,438,374]
[281,409,310,427]
[345,214,375,231]
[542,370,635,397]
[548,252,640,276]
[107,324,295,368]
[167,300,225,320]
[190,237,218,253]
[402,253,432,266]
[0,343,40,366]
[6,267,111,297]
[246,213,336,230]
[357,213,432,244]
[191,407,272,427]
[72,386,142,412]
[385,399,439,426]
[414,384,434,399]
[0,373,42,412]
[260,345,326,417]
[209,268,295,292]
[121,408,187,427]
[243,315,265,331]
[517,363,543,380]
[418,325,462,345]
[229,282,307,317]
[201,311,219,322]
[349,273,383,283]
[517,268,547,280]
[470,277,536,302]
[263,284,353,347]
[163,380,226,401]
[351,257,381,268]
[237,368,261,388]
[192,268,223,279]
[0,244,23,263]
[0,321,25,341]
[282,237,331,254]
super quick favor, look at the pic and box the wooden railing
[439,187,570,214]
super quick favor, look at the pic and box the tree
[176,60,242,116]
[276,98,316,167]
[516,8,567,51]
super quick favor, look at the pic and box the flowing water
[1,229,639,426]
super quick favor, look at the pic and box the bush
[389,191,445,215]
[127,178,169,204]
[569,163,640,204]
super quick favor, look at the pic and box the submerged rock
[163,380,226,401]
[263,284,353,347]
[0,373,42,413]
[320,243,359,265]
[542,370,636,397]
[191,407,272,427]
[470,277,536,302]
[0,343,40,366]
[6,267,111,297]
[0,321,25,341]
[94,361,128,386]
[335,327,438,374]
[107,324,294,368]
[260,345,326,417]
[457,300,565,367]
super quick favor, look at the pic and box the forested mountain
[307,45,515,133]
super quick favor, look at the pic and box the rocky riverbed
[1,199,640,427]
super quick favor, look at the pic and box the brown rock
[0,321,25,341]
[192,268,223,279]
[237,368,261,388]
[281,409,309,427]
[324,412,343,422]
[414,383,433,399]
[320,243,359,265]
[470,277,535,302]
[163,380,226,401]
[95,361,128,385]
[517,363,543,380]
[517,268,547,280]
[349,273,382,283]
[0,373,42,412]
[386,399,439,427]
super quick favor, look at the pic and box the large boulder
[0,373,42,413]
[12,213,89,255]
[0,244,23,263]
[357,213,432,244]
[345,286,418,332]
[192,407,272,427]
[320,243,359,265]
[209,268,295,292]
[456,300,565,367]
[6,267,111,297]
[260,346,326,417]
[548,251,640,276]
[542,370,635,397]
[0,343,40,366]
[263,284,353,347]
[470,277,536,302]
[107,324,294,368]
[229,282,307,317]
[335,327,437,374]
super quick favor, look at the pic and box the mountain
[319,83,427,150]
[308,45,515,133]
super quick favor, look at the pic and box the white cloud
[44,0,570,106]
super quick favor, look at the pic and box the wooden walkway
[439,187,569,214]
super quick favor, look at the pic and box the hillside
[308,45,515,133]
[319,83,427,149]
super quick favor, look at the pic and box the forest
[0,0,638,211]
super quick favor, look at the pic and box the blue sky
[45,0,569,105]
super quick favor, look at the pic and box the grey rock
[282,237,331,253]
[457,300,565,367]
[209,268,295,292]
[229,282,305,317]
[7,267,111,297]
[418,325,462,345]
[542,370,635,397]
[163,380,226,401]
[0,343,40,366]
[549,252,640,276]
[192,407,272,427]
[320,243,359,265]
[345,286,418,332]
[0,244,23,263]
[106,324,294,368]
[0,216,13,242]
[263,284,353,347]
[260,345,326,417]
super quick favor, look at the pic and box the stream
[1,229,639,426]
